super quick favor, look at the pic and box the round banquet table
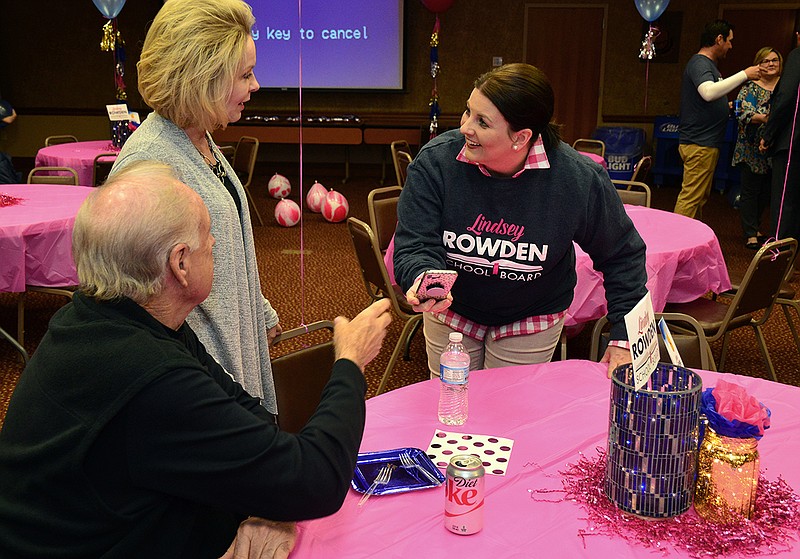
[384,205,731,328]
[35,140,119,187]
[566,205,731,327]
[291,361,799,558]
[0,184,93,293]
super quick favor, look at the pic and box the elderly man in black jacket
[0,160,392,558]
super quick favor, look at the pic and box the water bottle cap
[448,332,463,342]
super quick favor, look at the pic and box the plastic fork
[400,451,442,486]
[358,463,396,507]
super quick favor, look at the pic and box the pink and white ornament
[268,173,291,199]
[306,181,327,213]
[322,189,349,223]
[274,198,300,227]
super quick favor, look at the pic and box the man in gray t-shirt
[674,20,760,220]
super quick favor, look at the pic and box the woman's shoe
[745,237,760,250]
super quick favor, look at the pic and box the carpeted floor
[2,162,799,426]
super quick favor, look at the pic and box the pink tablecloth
[578,150,607,168]
[292,361,799,558]
[384,205,731,327]
[35,140,118,187]
[567,205,731,326]
[0,184,93,292]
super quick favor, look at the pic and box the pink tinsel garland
[529,449,800,557]
[0,193,23,208]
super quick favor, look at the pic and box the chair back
[92,152,118,186]
[233,136,259,189]
[367,186,402,253]
[611,179,651,207]
[44,135,78,147]
[572,138,606,158]
[347,217,422,394]
[271,321,336,434]
[723,238,798,327]
[27,166,79,185]
[631,155,652,183]
[396,151,413,186]
[589,313,712,370]
[346,217,416,318]
[390,140,412,186]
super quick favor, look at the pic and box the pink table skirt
[566,205,731,326]
[384,205,730,327]
[292,361,799,558]
[578,150,607,168]
[0,184,93,292]
[35,140,118,187]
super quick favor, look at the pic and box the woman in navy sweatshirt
[393,63,647,378]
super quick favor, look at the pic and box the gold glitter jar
[694,426,759,522]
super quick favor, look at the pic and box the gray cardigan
[111,113,279,412]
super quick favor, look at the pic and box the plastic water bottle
[438,332,469,425]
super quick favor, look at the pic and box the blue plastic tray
[351,447,445,496]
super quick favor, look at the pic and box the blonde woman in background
[732,46,782,249]
[112,0,282,416]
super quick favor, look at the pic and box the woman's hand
[267,324,282,347]
[406,276,453,313]
[601,345,631,378]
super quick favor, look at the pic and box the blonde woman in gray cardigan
[111,0,281,414]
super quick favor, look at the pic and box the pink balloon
[420,0,455,13]
[274,199,300,227]
[322,190,349,223]
[306,181,327,213]
[267,173,291,199]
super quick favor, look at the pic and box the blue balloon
[92,0,126,19]
[634,0,669,22]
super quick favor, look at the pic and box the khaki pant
[423,312,564,378]
[674,144,720,220]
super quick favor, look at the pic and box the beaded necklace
[195,134,226,182]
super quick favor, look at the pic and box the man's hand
[219,518,297,559]
[405,276,452,313]
[600,345,631,378]
[333,298,392,370]
[744,65,761,81]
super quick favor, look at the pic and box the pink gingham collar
[456,134,550,177]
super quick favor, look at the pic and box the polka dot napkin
[425,429,514,476]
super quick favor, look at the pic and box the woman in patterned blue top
[732,47,782,249]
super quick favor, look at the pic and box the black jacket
[0,294,366,558]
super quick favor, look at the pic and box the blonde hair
[753,47,783,75]
[138,0,255,132]
[73,161,203,303]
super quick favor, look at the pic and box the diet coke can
[444,454,485,535]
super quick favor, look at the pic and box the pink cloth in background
[35,140,117,187]
[291,361,799,558]
[0,184,93,292]
[384,205,730,327]
[578,150,607,168]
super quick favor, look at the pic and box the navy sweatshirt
[393,129,647,341]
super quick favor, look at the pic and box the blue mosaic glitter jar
[605,363,703,518]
